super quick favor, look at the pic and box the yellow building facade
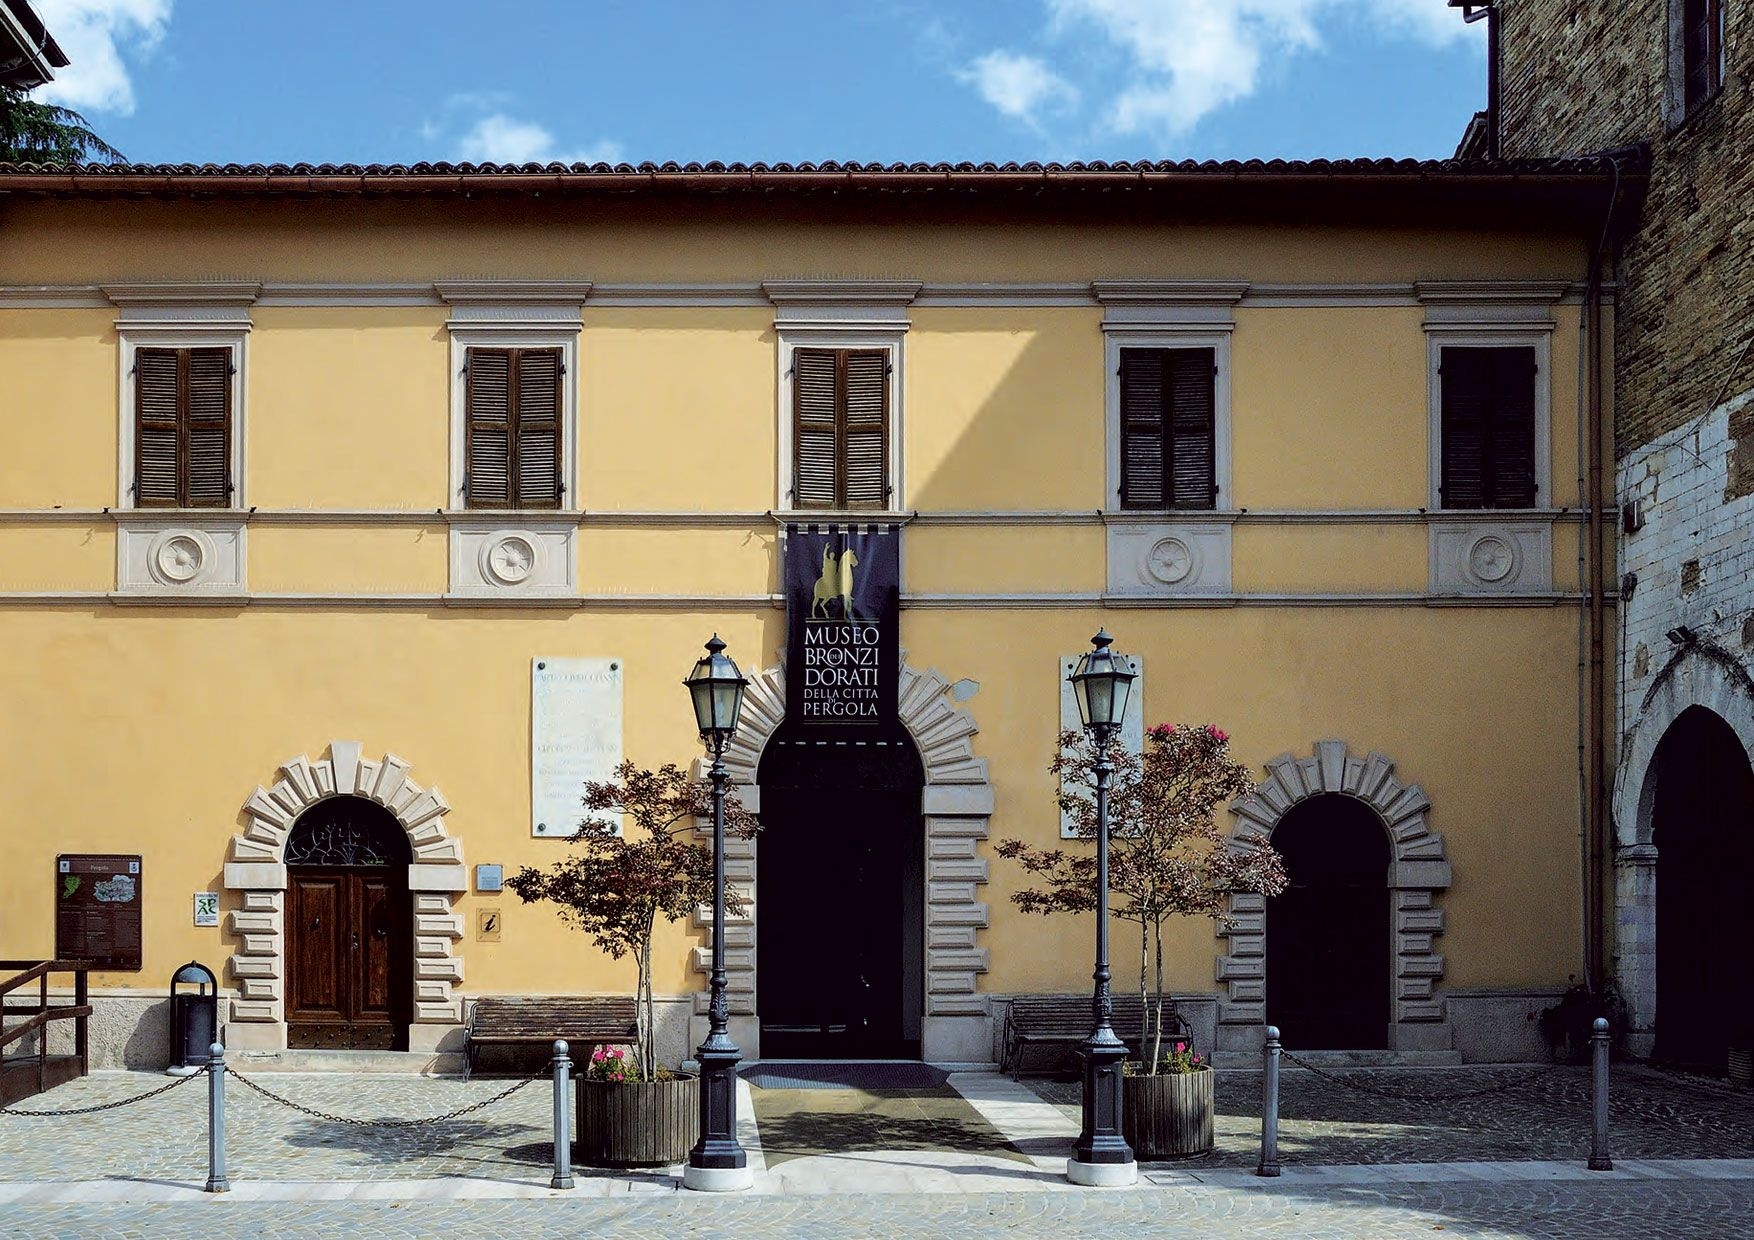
[0,162,1627,1068]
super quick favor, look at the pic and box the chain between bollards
[1588,1017,1612,1171]
[1257,1025,1282,1177]
[551,1039,574,1190]
[205,1040,229,1193]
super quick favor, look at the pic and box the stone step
[1213,1049,1465,1069]
[227,1048,463,1076]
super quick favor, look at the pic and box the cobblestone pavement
[1028,1063,1754,1166]
[4,1179,1752,1240]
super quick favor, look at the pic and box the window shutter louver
[793,348,841,508]
[134,348,182,506]
[1120,347,1215,510]
[841,349,889,508]
[1440,345,1536,510]
[184,347,232,506]
[514,348,563,509]
[465,347,512,508]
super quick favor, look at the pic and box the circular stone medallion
[481,533,541,586]
[1466,534,1518,584]
[147,530,213,586]
[1145,536,1195,586]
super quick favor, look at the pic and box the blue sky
[32,1,1487,165]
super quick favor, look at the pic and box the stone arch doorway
[756,725,926,1058]
[1265,795,1392,1050]
[1650,706,1754,1071]
[696,662,995,1064]
[284,797,415,1050]
[1217,741,1453,1056]
[222,741,467,1054]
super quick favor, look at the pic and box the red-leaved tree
[507,761,759,1081]
[998,724,1287,1073]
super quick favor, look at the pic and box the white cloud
[958,0,1481,139]
[958,50,1078,125]
[30,0,171,116]
[454,112,621,166]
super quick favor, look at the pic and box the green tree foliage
[0,87,123,163]
[507,760,759,1082]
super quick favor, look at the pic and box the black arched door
[756,728,925,1058]
[1266,795,1392,1050]
[285,797,413,1050]
[1653,706,1754,1071]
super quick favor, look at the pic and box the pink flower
[1176,1042,1186,1053]
[1206,725,1228,743]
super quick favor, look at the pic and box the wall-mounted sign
[474,864,504,893]
[531,657,623,838]
[193,892,220,927]
[784,524,900,728]
[1058,655,1145,839]
[55,854,143,971]
[476,908,502,942]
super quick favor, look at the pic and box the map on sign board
[1058,654,1144,839]
[531,657,624,838]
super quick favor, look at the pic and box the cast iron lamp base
[1066,1156,1139,1187]
[682,1162,755,1192]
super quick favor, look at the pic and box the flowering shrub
[1151,1041,1206,1075]
[584,1045,636,1083]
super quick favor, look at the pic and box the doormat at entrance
[744,1062,950,1091]
[748,1078,1030,1167]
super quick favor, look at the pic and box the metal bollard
[551,1039,574,1190]
[1256,1025,1282,1178]
[1588,1017,1612,1171]
[205,1040,230,1193]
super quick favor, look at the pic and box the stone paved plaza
[1,1064,1750,1236]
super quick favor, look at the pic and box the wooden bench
[465,996,639,1079]
[1002,994,1190,1078]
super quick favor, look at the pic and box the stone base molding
[1611,643,1754,1056]
[1217,740,1453,1055]
[221,740,466,1050]
[690,661,993,1063]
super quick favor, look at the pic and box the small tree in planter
[998,723,1287,1155]
[508,760,758,1164]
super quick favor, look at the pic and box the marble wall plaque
[531,657,623,838]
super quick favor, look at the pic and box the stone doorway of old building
[756,728,926,1059]
[1652,705,1754,1072]
[1265,794,1392,1051]
[284,796,415,1051]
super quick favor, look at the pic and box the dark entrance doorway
[285,796,413,1050]
[1265,794,1391,1050]
[757,729,925,1059]
[1652,705,1754,1072]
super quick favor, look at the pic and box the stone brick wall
[1498,0,1754,455]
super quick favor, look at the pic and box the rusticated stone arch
[690,662,994,1064]
[220,740,467,1053]
[1215,740,1454,1055]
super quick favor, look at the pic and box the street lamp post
[1065,629,1139,1187]
[682,634,754,1193]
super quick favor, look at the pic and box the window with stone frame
[791,346,891,509]
[1681,0,1726,116]
[463,346,564,509]
[1117,346,1218,511]
[132,345,235,508]
[1437,345,1539,510]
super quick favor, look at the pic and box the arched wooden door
[1265,795,1392,1050]
[1653,706,1754,1071]
[285,797,413,1050]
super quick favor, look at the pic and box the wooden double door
[287,867,412,1050]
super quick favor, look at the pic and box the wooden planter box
[576,1073,699,1167]
[1123,1068,1215,1158]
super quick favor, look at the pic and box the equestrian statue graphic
[811,543,863,620]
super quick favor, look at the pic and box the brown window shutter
[134,347,182,507]
[793,348,839,508]
[183,347,232,507]
[1440,345,1536,509]
[465,347,512,508]
[1120,347,1215,510]
[840,349,889,508]
[514,348,563,509]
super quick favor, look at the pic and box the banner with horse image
[784,523,900,728]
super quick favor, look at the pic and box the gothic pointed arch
[1216,740,1453,1054]
[220,740,466,1052]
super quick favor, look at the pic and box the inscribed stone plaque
[1058,654,1144,839]
[56,854,143,970]
[531,657,623,838]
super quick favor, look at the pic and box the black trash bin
[168,960,218,1075]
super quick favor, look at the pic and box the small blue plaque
[475,864,504,893]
